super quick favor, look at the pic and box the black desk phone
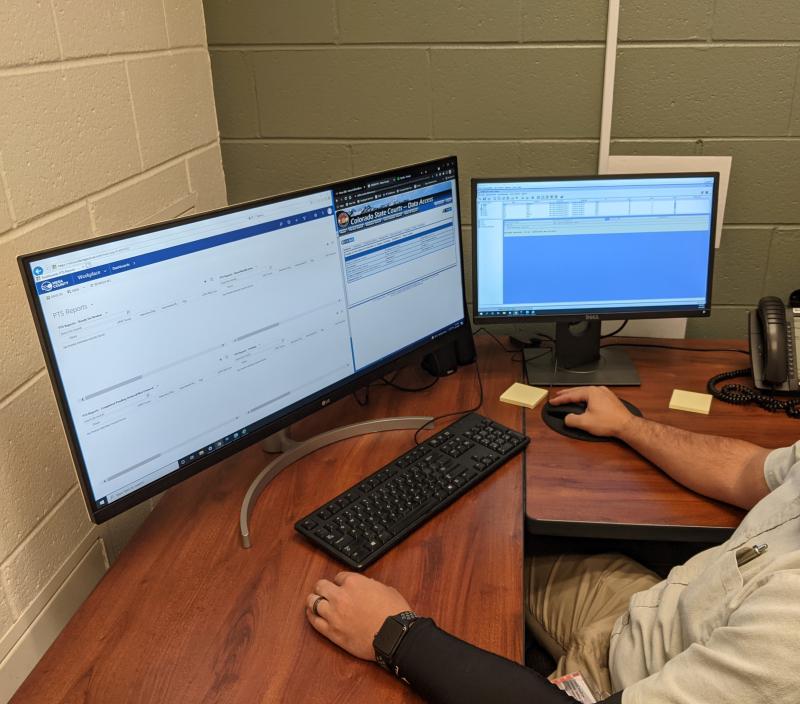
[708,293,800,418]
[749,295,800,394]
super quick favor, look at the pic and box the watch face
[374,616,407,656]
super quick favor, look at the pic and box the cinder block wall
[205,0,800,339]
[0,2,226,698]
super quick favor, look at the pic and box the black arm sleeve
[392,618,623,704]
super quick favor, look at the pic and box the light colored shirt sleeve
[621,572,800,704]
[763,441,800,491]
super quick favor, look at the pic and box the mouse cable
[707,368,800,419]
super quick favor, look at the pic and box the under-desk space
[12,336,524,704]
[525,338,800,543]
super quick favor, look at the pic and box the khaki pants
[524,553,659,700]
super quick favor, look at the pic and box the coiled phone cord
[707,369,800,419]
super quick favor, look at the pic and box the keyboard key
[334,534,353,549]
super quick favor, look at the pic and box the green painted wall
[203,0,800,339]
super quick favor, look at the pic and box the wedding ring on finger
[312,595,327,617]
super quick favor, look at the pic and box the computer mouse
[543,401,587,420]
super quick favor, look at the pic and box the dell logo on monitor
[321,398,331,407]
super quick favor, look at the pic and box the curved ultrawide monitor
[472,173,718,323]
[19,157,467,523]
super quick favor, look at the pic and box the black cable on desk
[382,374,440,393]
[474,328,557,365]
[413,344,485,446]
[601,341,750,356]
[604,340,799,418]
[601,320,628,338]
[352,366,441,407]
[520,347,552,386]
[708,368,800,419]
[474,327,519,355]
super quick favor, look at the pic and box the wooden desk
[525,339,800,542]
[12,336,524,704]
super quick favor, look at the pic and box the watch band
[393,610,418,626]
[373,611,419,676]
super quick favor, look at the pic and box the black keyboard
[295,412,529,570]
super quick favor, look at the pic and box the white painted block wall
[0,2,227,700]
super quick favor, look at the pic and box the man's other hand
[550,386,634,438]
[306,572,412,661]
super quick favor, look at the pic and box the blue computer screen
[474,175,716,319]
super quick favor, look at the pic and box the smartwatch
[373,611,419,675]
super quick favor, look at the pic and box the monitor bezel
[19,156,469,524]
[471,171,719,324]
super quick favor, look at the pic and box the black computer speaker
[455,326,476,365]
[421,327,476,377]
[421,342,458,376]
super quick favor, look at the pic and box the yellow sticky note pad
[669,389,713,415]
[500,382,548,410]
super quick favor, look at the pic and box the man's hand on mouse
[306,572,411,661]
[550,386,634,438]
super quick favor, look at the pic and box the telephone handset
[749,295,800,394]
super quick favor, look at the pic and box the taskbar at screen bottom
[95,423,255,508]
[476,304,708,319]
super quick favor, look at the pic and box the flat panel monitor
[20,157,467,523]
[472,173,719,385]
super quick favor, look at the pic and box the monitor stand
[524,320,640,387]
[239,416,433,548]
